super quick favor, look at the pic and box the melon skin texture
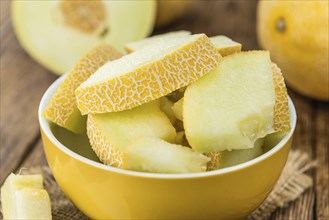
[1,173,51,220]
[76,34,221,114]
[12,1,156,74]
[122,137,210,173]
[257,1,329,100]
[184,51,275,153]
[43,44,122,134]
[87,101,176,168]
[125,30,191,53]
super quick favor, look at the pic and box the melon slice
[43,44,122,134]
[124,30,191,53]
[12,1,156,74]
[159,97,176,124]
[210,35,242,56]
[1,173,51,220]
[122,137,210,173]
[76,34,221,114]
[172,98,184,121]
[184,51,277,153]
[87,101,176,167]
[220,139,264,169]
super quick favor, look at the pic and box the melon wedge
[12,1,156,74]
[43,44,122,134]
[159,97,176,124]
[76,34,221,114]
[184,51,277,152]
[122,137,210,173]
[172,98,184,121]
[210,35,242,56]
[1,173,51,220]
[87,101,176,167]
[125,30,191,53]
[218,139,264,169]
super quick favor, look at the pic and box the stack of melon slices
[44,31,290,174]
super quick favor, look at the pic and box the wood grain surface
[0,1,328,219]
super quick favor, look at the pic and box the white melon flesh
[218,139,264,169]
[122,137,210,173]
[184,51,275,152]
[12,1,156,74]
[125,30,191,53]
[76,34,221,114]
[87,101,176,167]
[172,98,183,121]
[1,173,51,220]
[210,35,242,56]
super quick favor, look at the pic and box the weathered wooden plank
[0,1,57,184]
[270,90,316,220]
[18,138,48,169]
[315,102,329,220]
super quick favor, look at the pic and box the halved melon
[210,35,242,56]
[12,1,156,74]
[43,44,122,134]
[125,30,191,53]
[122,137,209,173]
[1,173,51,220]
[76,34,221,114]
[184,51,277,153]
[86,101,176,167]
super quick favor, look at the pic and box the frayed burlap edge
[1,150,316,220]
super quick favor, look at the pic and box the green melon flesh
[123,137,209,173]
[12,1,156,74]
[210,35,242,56]
[184,51,275,153]
[218,139,264,169]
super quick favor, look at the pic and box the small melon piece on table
[125,30,191,53]
[87,101,176,167]
[159,97,176,124]
[210,35,242,56]
[43,44,122,134]
[184,51,277,153]
[1,173,51,220]
[12,1,156,74]
[171,98,184,121]
[122,137,210,173]
[76,34,221,114]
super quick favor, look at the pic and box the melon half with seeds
[12,0,156,74]
[86,101,176,168]
[43,44,122,134]
[76,34,221,114]
[184,51,290,153]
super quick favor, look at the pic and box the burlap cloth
[1,150,316,220]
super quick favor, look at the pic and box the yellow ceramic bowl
[39,75,297,220]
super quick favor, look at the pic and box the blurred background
[1,1,328,219]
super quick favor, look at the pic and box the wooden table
[1,1,328,219]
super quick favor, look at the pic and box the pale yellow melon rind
[75,34,221,115]
[87,114,124,167]
[43,44,122,134]
[206,152,221,171]
[272,63,290,132]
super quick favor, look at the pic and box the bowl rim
[39,74,297,179]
